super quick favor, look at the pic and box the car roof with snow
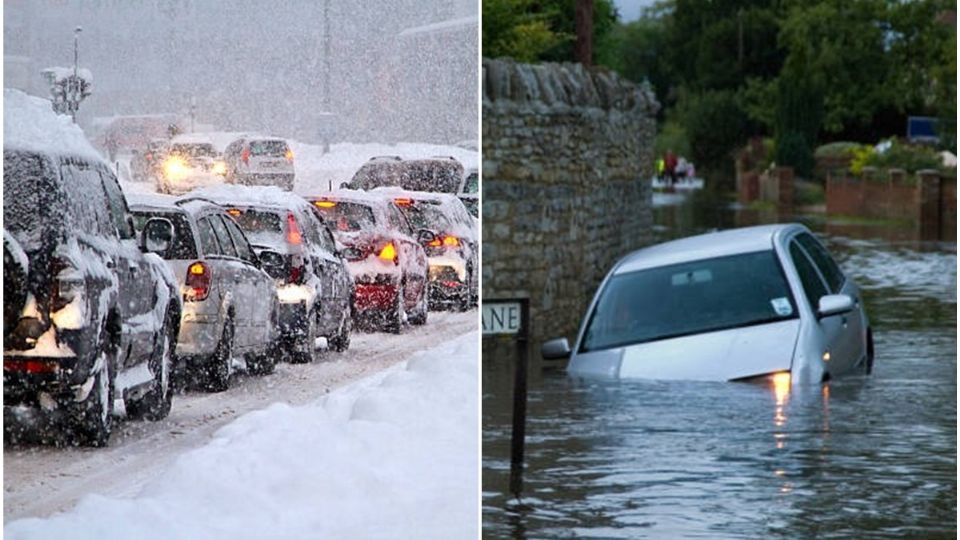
[372,187,476,238]
[4,89,104,163]
[191,184,314,213]
[613,224,805,275]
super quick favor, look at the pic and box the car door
[98,167,155,368]
[222,214,273,346]
[205,213,252,349]
[386,203,426,304]
[796,232,866,372]
[300,209,342,336]
[787,238,857,376]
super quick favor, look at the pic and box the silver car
[542,224,873,387]
[130,195,280,392]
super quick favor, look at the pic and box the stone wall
[482,58,659,347]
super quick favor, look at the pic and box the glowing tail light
[226,208,242,217]
[185,261,211,301]
[394,198,413,206]
[314,200,337,208]
[442,235,460,247]
[286,213,302,245]
[240,147,250,164]
[427,237,441,248]
[285,149,294,161]
[378,242,398,264]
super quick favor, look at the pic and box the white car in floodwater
[542,224,874,386]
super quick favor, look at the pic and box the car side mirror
[141,217,174,254]
[817,294,854,319]
[258,250,286,279]
[541,338,571,360]
[339,247,364,261]
[417,229,436,245]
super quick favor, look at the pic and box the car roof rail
[174,196,222,207]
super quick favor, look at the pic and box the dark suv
[343,156,464,194]
[4,144,181,447]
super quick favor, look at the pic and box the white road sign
[482,302,522,335]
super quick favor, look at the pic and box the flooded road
[482,191,956,538]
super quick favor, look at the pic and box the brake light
[378,242,398,264]
[4,360,60,374]
[286,213,302,245]
[285,149,294,161]
[442,235,460,247]
[226,208,242,217]
[394,198,413,206]
[289,264,304,284]
[427,237,441,248]
[241,146,250,164]
[314,200,336,208]
[184,261,211,301]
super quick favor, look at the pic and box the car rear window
[249,140,289,157]
[131,211,198,260]
[230,208,284,246]
[581,250,798,352]
[169,143,216,158]
[3,152,51,251]
[313,202,377,232]
[396,201,452,232]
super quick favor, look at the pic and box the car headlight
[163,156,188,181]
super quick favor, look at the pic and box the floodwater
[482,190,957,538]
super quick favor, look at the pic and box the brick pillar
[775,166,794,211]
[916,169,942,240]
[739,170,759,204]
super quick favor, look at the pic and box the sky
[3,0,477,145]
[614,0,659,22]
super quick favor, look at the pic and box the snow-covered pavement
[4,311,478,538]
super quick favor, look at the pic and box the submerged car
[130,195,280,391]
[306,191,430,333]
[542,224,873,386]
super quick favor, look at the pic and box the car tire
[408,281,429,326]
[329,315,352,352]
[384,284,404,334]
[290,310,317,364]
[206,318,233,392]
[126,311,175,421]
[246,348,276,375]
[72,328,116,447]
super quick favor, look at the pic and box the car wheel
[408,281,429,326]
[329,314,352,352]
[246,347,276,375]
[290,310,317,364]
[384,283,404,334]
[126,311,175,420]
[206,318,233,392]
[72,328,116,447]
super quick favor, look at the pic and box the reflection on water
[483,190,956,538]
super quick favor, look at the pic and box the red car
[306,191,430,333]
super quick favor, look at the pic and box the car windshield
[131,211,198,259]
[313,202,377,232]
[463,172,478,194]
[397,201,451,232]
[249,140,288,157]
[230,208,283,246]
[169,143,216,158]
[581,250,798,352]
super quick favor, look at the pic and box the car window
[789,241,829,310]
[223,215,256,264]
[98,169,135,239]
[386,204,412,235]
[249,140,288,157]
[581,250,797,352]
[313,201,377,233]
[131,211,198,259]
[60,163,112,238]
[208,215,238,257]
[231,209,284,247]
[301,211,336,252]
[796,233,845,293]
[197,217,221,256]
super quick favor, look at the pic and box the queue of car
[3,89,478,448]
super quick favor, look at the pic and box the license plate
[260,161,280,168]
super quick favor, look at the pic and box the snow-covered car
[129,139,169,183]
[3,89,181,446]
[382,188,478,311]
[155,139,226,194]
[306,191,430,333]
[195,185,352,361]
[458,166,478,218]
[222,136,295,191]
[344,155,463,194]
[4,230,29,345]
[543,224,874,387]
[130,195,280,391]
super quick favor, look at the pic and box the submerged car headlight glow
[163,156,189,181]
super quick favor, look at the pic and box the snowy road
[3,310,476,524]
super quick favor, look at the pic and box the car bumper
[354,283,400,312]
[277,301,309,338]
[3,355,92,407]
[174,318,220,357]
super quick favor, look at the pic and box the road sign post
[482,298,529,500]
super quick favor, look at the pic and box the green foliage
[794,179,825,206]
[775,131,814,178]
[814,142,862,159]
[653,116,690,158]
[676,89,748,173]
[864,141,942,174]
[482,0,619,64]
[849,145,875,176]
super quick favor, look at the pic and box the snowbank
[4,88,103,162]
[5,332,479,540]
